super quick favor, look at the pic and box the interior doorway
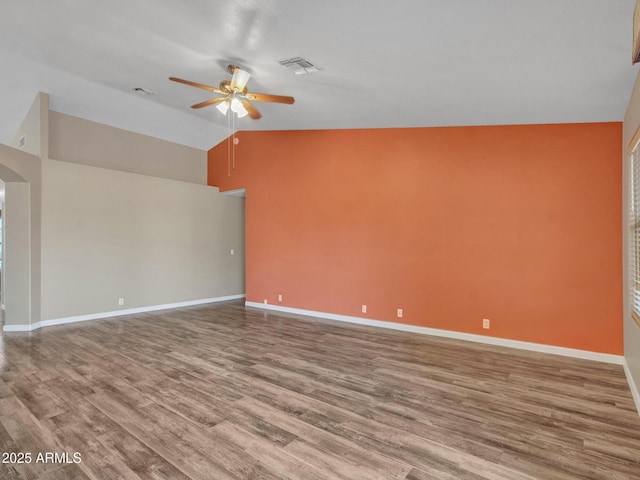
[0,161,33,331]
[223,188,246,295]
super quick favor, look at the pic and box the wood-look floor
[0,301,639,480]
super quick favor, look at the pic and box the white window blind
[631,143,640,326]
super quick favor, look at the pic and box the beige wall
[623,71,640,400]
[49,111,207,185]
[41,159,244,320]
[2,93,243,329]
[11,92,48,159]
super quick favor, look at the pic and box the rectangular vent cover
[279,56,321,75]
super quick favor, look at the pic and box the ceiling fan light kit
[229,97,248,118]
[169,64,295,120]
[216,101,230,115]
[229,66,251,91]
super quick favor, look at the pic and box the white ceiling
[0,0,637,150]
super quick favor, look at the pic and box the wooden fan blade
[241,100,262,120]
[244,92,295,104]
[191,97,228,109]
[169,77,224,94]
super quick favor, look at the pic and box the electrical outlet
[362,304,367,314]
[397,308,403,318]
[263,299,268,304]
[118,297,124,306]
[278,294,282,302]
[230,249,235,255]
[483,318,490,329]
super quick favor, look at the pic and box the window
[631,141,640,327]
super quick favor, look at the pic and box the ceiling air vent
[132,87,158,96]
[279,56,321,75]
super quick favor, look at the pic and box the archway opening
[0,155,33,330]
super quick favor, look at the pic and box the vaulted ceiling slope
[0,0,637,150]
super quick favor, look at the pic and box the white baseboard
[2,294,246,332]
[623,359,640,417]
[245,301,624,365]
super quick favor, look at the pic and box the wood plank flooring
[0,300,639,479]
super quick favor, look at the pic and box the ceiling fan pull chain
[227,110,232,177]
[232,113,236,171]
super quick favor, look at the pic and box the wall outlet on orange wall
[278,294,282,302]
[362,305,367,314]
[483,318,490,329]
[397,309,403,318]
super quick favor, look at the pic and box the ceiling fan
[169,65,295,120]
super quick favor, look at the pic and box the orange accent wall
[208,123,623,354]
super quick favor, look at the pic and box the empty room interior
[1,1,640,479]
